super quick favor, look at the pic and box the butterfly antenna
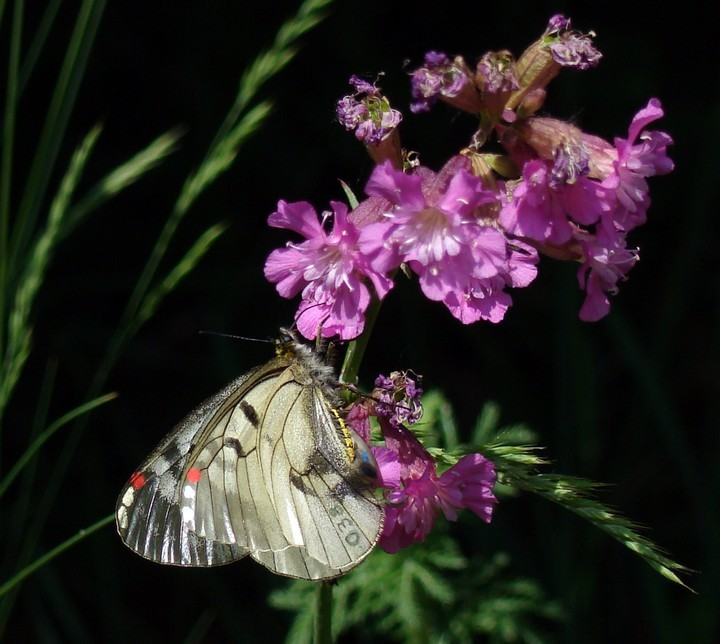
[198,331,274,344]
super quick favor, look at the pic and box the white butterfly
[116,330,384,580]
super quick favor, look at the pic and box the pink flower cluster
[259,13,674,559]
[346,371,497,552]
[499,99,673,320]
[264,14,673,337]
[374,421,497,553]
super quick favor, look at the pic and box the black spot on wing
[224,437,246,456]
[290,471,316,496]
[239,400,260,427]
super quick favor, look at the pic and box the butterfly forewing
[116,337,384,580]
[116,366,269,566]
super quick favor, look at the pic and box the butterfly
[116,330,384,580]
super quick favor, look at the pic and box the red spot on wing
[187,467,202,483]
[130,471,146,490]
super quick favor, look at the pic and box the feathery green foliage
[271,529,561,643]
[440,394,691,589]
[272,393,687,642]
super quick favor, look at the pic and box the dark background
[2,1,717,641]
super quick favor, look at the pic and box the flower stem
[339,294,383,384]
[314,581,333,644]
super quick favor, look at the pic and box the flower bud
[515,117,585,162]
[505,39,559,111]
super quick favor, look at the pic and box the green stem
[314,581,333,644]
[339,295,383,385]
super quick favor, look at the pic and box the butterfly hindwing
[116,367,266,566]
[116,337,384,580]
[254,374,382,577]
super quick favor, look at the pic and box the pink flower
[600,98,674,233]
[442,238,539,324]
[442,274,513,324]
[360,158,537,324]
[499,158,608,245]
[571,99,672,321]
[576,227,639,321]
[374,421,497,553]
[264,200,393,340]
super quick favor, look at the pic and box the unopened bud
[506,39,561,111]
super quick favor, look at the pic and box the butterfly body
[116,332,383,580]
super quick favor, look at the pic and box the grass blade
[96,0,335,387]
[0,514,114,597]
[175,101,271,215]
[10,0,105,275]
[0,0,23,357]
[0,125,102,423]
[17,0,62,97]
[209,0,333,152]
[135,222,228,333]
[62,128,183,238]
[485,443,693,590]
[0,392,117,499]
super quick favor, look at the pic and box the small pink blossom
[264,200,393,340]
[544,14,602,70]
[373,371,424,427]
[499,159,608,245]
[476,51,519,96]
[359,159,537,324]
[600,98,674,233]
[577,228,639,321]
[374,421,497,553]
[337,76,402,145]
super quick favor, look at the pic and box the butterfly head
[345,426,381,491]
